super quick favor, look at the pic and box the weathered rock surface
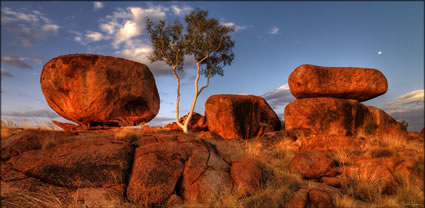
[127,138,233,205]
[7,138,134,188]
[284,98,373,136]
[163,112,208,132]
[420,128,424,138]
[205,94,281,139]
[294,135,365,153]
[41,54,160,127]
[308,189,334,208]
[288,64,388,101]
[285,188,309,208]
[290,151,338,179]
[1,131,131,207]
[52,120,80,130]
[320,177,341,188]
[1,130,77,160]
[367,106,408,141]
[231,158,263,196]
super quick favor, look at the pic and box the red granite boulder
[231,158,263,196]
[290,150,338,179]
[288,64,388,102]
[284,98,373,136]
[205,94,281,139]
[41,54,160,128]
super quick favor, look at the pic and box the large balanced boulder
[40,54,160,127]
[288,64,388,102]
[284,97,373,136]
[205,94,281,139]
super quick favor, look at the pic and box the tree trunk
[172,67,184,130]
[182,62,202,133]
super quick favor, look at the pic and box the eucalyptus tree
[146,8,235,133]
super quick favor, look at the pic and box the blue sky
[1,1,424,131]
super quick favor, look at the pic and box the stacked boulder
[284,64,408,140]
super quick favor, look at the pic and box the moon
[377,50,383,55]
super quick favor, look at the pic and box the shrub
[365,121,377,135]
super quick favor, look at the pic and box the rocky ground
[1,126,423,208]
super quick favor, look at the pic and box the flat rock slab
[288,64,388,102]
[41,54,160,127]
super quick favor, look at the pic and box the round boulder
[288,64,388,102]
[40,54,160,127]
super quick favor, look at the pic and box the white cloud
[41,24,60,33]
[383,89,424,131]
[262,84,295,115]
[220,21,249,32]
[170,5,192,16]
[269,25,279,35]
[1,56,44,69]
[111,6,167,48]
[1,56,32,69]
[86,31,104,41]
[72,5,199,77]
[384,89,424,114]
[94,2,104,10]
[1,7,60,47]
[115,39,195,77]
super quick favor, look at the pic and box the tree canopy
[146,8,235,133]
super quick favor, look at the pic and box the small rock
[231,158,263,196]
[308,189,334,208]
[290,150,338,179]
[320,177,341,188]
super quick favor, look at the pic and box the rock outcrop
[205,94,281,139]
[41,54,160,128]
[2,130,251,207]
[127,139,233,205]
[288,64,388,102]
[284,65,407,142]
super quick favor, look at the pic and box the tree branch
[197,69,213,96]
